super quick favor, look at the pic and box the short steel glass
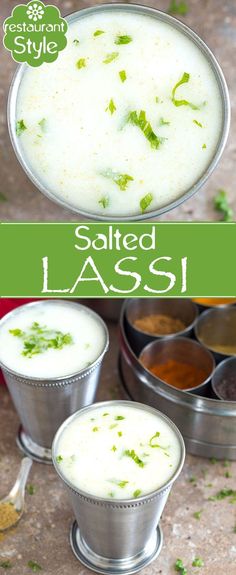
[8,3,230,221]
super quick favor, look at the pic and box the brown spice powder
[134,314,186,336]
[0,502,19,531]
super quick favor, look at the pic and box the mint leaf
[115,35,132,45]
[103,52,119,64]
[73,39,79,45]
[127,110,164,149]
[172,72,200,110]
[16,119,27,136]
[27,561,42,572]
[105,99,116,115]
[133,489,142,498]
[94,30,104,37]
[124,449,144,468]
[99,196,109,208]
[175,558,187,575]
[102,169,133,191]
[38,118,47,132]
[193,119,203,128]
[119,70,127,82]
[9,323,73,358]
[76,58,86,69]
[192,557,204,567]
[214,189,233,222]
[140,193,153,213]
[169,0,188,15]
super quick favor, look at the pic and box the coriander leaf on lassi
[171,72,200,110]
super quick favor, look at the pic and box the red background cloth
[0,299,38,384]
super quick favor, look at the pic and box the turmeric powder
[146,359,208,390]
[192,298,236,307]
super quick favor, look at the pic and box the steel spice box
[119,301,236,460]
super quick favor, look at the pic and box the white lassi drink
[55,402,182,499]
[13,7,224,218]
[0,301,107,378]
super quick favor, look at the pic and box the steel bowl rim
[52,399,185,504]
[194,305,236,358]
[7,2,230,221]
[139,335,215,392]
[0,299,109,382]
[211,355,236,402]
[125,297,199,340]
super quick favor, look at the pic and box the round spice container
[125,298,198,355]
[195,306,236,362]
[139,337,215,395]
[8,3,229,221]
[211,357,236,401]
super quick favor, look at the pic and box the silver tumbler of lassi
[52,400,185,575]
[0,301,109,463]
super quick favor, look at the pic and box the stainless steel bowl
[8,3,230,221]
[0,300,109,463]
[195,306,236,362]
[139,336,215,395]
[126,298,198,355]
[52,400,185,575]
[212,357,236,401]
[119,301,236,460]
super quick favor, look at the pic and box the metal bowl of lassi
[8,3,230,220]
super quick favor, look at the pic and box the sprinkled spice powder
[133,314,186,336]
[145,359,208,390]
[0,502,19,531]
[192,298,236,307]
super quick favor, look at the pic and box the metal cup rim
[139,336,216,392]
[7,2,230,221]
[0,299,109,381]
[52,399,185,504]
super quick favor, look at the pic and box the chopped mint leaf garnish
[127,110,164,149]
[27,484,36,495]
[193,119,203,128]
[27,561,42,572]
[103,52,119,64]
[102,169,133,191]
[110,423,118,429]
[160,118,170,126]
[210,457,218,464]
[124,449,144,468]
[76,58,86,69]
[202,143,206,149]
[214,189,233,222]
[117,431,122,437]
[111,445,117,452]
[103,413,109,417]
[192,557,204,567]
[109,479,129,488]
[140,193,153,213]
[115,416,125,420]
[172,73,200,110]
[223,460,230,467]
[16,119,27,136]
[73,39,79,45]
[175,558,187,575]
[119,70,127,82]
[0,560,12,568]
[168,0,188,15]
[92,426,99,432]
[38,118,47,132]
[106,98,116,115]
[193,510,202,520]
[9,323,73,358]
[133,489,142,498]
[115,35,132,45]
[56,455,63,463]
[209,488,236,502]
[99,196,109,209]
[225,471,232,478]
[0,192,7,202]
[108,491,115,498]
[189,476,197,484]
[94,30,105,36]
[149,432,169,451]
